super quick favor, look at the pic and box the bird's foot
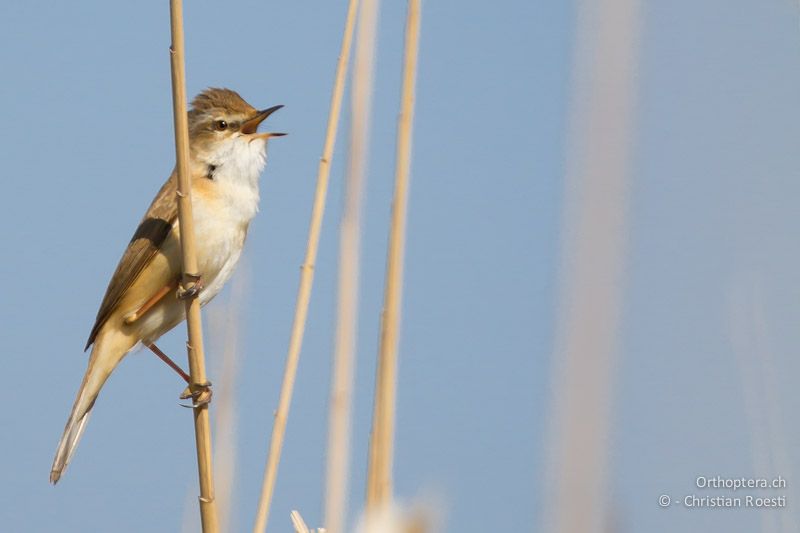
[180,381,213,408]
[177,273,204,300]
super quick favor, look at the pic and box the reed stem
[543,1,640,531]
[324,0,379,531]
[252,1,360,531]
[168,1,219,531]
[365,0,421,512]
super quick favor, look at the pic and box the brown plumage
[86,176,179,349]
[51,88,284,484]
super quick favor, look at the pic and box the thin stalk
[365,0,421,511]
[251,1,360,532]
[211,270,247,533]
[324,0,379,530]
[168,1,219,531]
[542,0,640,532]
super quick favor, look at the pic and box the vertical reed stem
[252,1,360,532]
[543,1,640,532]
[168,1,219,531]
[365,0,421,512]
[324,0,379,531]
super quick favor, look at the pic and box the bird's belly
[192,210,248,306]
[126,179,256,345]
[196,239,244,307]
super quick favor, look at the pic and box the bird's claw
[177,274,204,300]
[180,381,213,408]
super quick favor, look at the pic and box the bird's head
[187,88,285,167]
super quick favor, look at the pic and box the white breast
[191,135,269,304]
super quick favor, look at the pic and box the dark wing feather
[85,173,179,350]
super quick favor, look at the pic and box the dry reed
[210,269,248,533]
[729,281,797,532]
[291,510,326,533]
[168,0,219,530]
[251,1,359,532]
[543,1,640,532]
[323,0,380,531]
[290,511,312,533]
[365,0,421,511]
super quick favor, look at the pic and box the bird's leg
[177,272,204,300]
[124,279,180,325]
[146,342,190,384]
[136,274,208,406]
[147,343,213,406]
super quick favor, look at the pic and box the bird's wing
[85,173,179,349]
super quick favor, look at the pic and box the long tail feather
[50,376,98,483]
[51,332,128,484]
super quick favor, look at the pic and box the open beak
[241,104,286,139]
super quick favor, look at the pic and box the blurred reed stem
[323,0,379,531]
[211,270,248,533]
[252,1,360,531]
[543,1,640,532]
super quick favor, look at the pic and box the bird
[50,88,285,484]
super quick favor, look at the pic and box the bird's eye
[214,120,228,131]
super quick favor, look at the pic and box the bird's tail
[50,330,131,484]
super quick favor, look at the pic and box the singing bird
[50,88,284,484]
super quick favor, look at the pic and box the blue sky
[0,1,798,532]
